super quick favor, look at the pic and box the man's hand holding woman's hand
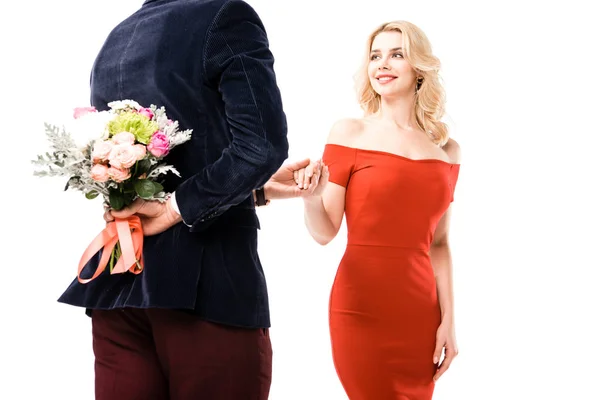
[255,158,328,201]
[293,159,329,198]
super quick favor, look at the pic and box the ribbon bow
[77,216,144,284]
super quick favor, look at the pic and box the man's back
[58,0,289,329]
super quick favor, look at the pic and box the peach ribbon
[77,216,144,284]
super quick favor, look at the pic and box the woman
[301,21,461,399]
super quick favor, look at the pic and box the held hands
[433,318,459,382]
[263,158,329,200]
[292,159,329,198]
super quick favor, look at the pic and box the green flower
[108,112,158,144]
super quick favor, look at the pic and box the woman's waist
[333,246,438,312]
[345,240,430,253]
[340,244,433,272]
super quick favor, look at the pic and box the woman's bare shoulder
[326,118,366,146]
[442,138,462,164]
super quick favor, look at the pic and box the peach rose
[107,166,131,183]
[91,140,113,163]
[133,144,147,160]
[90,164,110,182]
[108,144,139,169]
[112,131,136,145]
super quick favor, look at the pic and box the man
[58,0,319,398]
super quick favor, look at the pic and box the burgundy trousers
[91,308,272,400]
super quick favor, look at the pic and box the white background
[1,0,599,399]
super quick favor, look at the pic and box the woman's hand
[433,318,459,382]
[294,159,329,198]
[263,158,322,200]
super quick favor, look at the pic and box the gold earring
[416,76,424,91]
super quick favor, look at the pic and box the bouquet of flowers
[32,100,192,283]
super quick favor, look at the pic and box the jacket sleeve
[174,0,289,232]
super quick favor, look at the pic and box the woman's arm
[431,208,456,323]
[431,138,461,381]
[432,138,461,320]
[303,119,361,245]
[303,180,346,245]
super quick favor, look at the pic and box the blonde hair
[355,21,449,146]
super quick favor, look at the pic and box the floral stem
[109,245,116,273]
[108,242,122,273]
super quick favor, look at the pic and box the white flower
[108,99,142,111]
[155,112,170,130]
[64,110,115,149]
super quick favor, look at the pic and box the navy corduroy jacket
[58,0,288,328]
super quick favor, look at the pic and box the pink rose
[108,166,131,183]
[139,108,154,120]
[108,144,140,169]
[91,140,113,162]
[112,131,136,145]
[147,131,170,157]
[90,164,110,182]
[73,106,97,119]
[133,144,147,160]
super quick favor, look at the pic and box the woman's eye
[370,55,380,60]
[393,53,404,58]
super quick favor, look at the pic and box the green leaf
[136,159,152,175]
[109,190,126,210]
[122,182,136,194]
[123,193,137,208]
[134,179,156,199]
[152,182,164,194]
[85,191,99,200]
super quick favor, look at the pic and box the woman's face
[368,31,418,98]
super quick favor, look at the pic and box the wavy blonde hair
[355,21,449,146]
